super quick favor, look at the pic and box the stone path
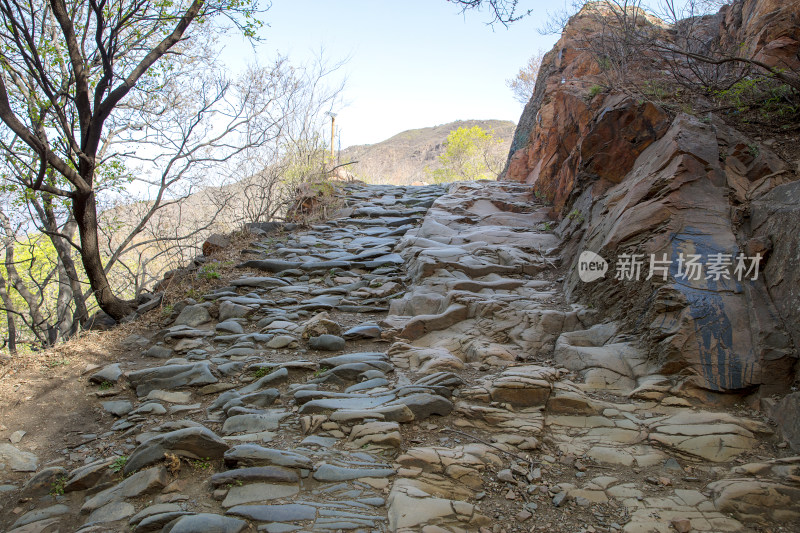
[1,181,798,533]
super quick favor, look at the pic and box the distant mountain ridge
[339,119,515,185]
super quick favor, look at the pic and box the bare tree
[90,55,345,299]
[0,206,62,346]
[0,0,263,319]
[0,274,16,353]
[227,55,346,226]
[447,0,532,25]
[0,42,344,349]
[507,50,546,104]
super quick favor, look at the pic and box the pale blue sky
[220,1,559,148]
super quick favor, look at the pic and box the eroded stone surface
[3,181,797,533]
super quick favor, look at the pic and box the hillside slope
[340,119,515,184]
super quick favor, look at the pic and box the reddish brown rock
[502,0,798,395]
[670,518,691,533]
[202,233,230,257]
[562,114,794,393]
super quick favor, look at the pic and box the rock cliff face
[503,0,799,397]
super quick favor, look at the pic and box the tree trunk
[0,212,49,345]
[36,200,90,328]
[58,221,89,329]
[0,275,17,354]
[73,190,135,320]
[55,259,74,340]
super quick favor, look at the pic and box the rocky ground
[0,181,798,533]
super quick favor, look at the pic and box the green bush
[715,75,799,120]
[198,263,221,280]
[428,126,505,183]
[109,456,128,473]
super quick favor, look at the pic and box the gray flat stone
[219,301,255,321]
[297,392,395,413]
[300,260,352,271]
[237,260,302,273]
[5,518,61,533]
[144,346,174,359]
[90,363,123,384]
[319,352,387,367]
[127,362,218,396]
[391,393,453,420]
[358,497,386,507]
[81,467,168,513]
[222,482,300,507]
[294,389,393,404]
[323,361,393,380]
[174,304,212,327]
[227,504,316,522]
[211,466,299,487]
[64,459,114,492]
[224,445,313,469]
[0,443,38,472]
[129,503,183,525]
[345,378,390,393]
[228,389,280,411]
[266,335,297,349]
[223,296,274,306]
[218,362,246,376]
[11,504,70,529]
[222,412,288,435]
[349,236,397,249]
[309,335,346,351]
[86,501,135,525]
[231,277,291,288]
[164,327,214,340]
[312,464,395,482]
[146,390,193,404]
[101,400,133,416]
[258,524,301,533]
[340,404,415,423]
[136,511,193,531]
[336,305,388,313]
[163,513,249,533]
[237,367,289,395]
[300,436,339,449]
[130,402,167,416]
[342,324,382,340]
[217,321,245,335]
[220,347,258,358]
[328,410,385,423]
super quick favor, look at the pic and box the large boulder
[560,114,795,394]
